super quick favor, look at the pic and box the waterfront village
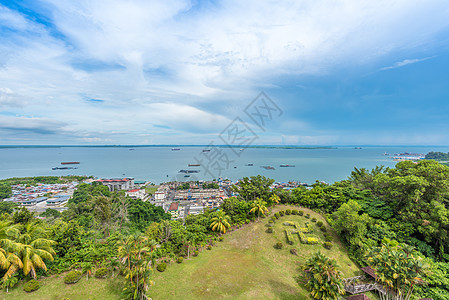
[3,177,306,219]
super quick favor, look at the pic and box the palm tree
[118,234,153,300]
[81,262,94,281]
[249,198,268,220]
[0,244,22,281]
[14,238,56,279]
[269,194,280,207]
[210,211,231,234]
[303,251,345,300]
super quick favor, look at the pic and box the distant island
[0,145,336,150]
[425,151,449,161]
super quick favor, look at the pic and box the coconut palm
[14,237,56,279]
[249,198,268,220]
[210,211,231,234]
[0,244,23,281]
[303,251,345,300]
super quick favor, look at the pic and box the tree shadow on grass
[267,279,305,300]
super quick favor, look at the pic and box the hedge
[95,267,109,278]
[64,270,82,284]
[23,280,40,293]
[157,263,167,272]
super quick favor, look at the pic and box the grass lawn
[0,205,361,300]
[0,273,123,300]
[145,185,159,195]
[149,205,360,299]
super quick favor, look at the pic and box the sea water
[0,146,448,184]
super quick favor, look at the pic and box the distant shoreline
[0,145,336,150]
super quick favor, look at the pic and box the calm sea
[0,146,448,184]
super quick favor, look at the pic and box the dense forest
[0,161,449,299]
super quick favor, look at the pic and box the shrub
[157,263,167,272]
[207,245,212,250]
[320,226,327,232]
[193,250,199,256]
[298,210,304,216]
[219,236,224,242]
[274,213,280,219]
[290,248,298,256]
[23,280,40,293]
[267,227,273,233]
[270,216,276,222]
[274,242,283,249]
[246,219,251,224]
[316,221,323,227]
[279,211,285,216]
[64,270,82,284]
[324,234,333,242]
[268,219,274,224]
[292,210,298,215]
[177,257,184,264]
[305,213,310,219]
[323,242,333,250]
[285,209,291,215]
[306,237,319,245]
[285,230,294,245]
[95,267,109,278]
[311,217,317,222]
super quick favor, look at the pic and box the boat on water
[354,147,362,149]
[188,164,200,167]
[280,164,295,167]
[246,163,254,166]
[179,170,200,174]
[262,166,275,170]
[172,148,181,151]
[184,175,190,177]
[52,167,77,170]
[61,162,80,165]
[202,149,211,152]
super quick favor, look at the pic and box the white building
[97,178,134,192]
[126,188,145,199]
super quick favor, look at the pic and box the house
[126,188,145,200]
[96,178,134,192]
[168,202,179,219]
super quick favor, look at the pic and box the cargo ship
[188,164,200,167]
[61,162,80,165]
[280,164,295,167]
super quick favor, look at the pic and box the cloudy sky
[1,0,449,145]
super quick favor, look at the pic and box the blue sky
[1,0,449,145]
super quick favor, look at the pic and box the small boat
[179,170,200,174]
[354,147,362,149]
[61,162,80,165]
[129,148,135,151]
[245,163,253,166]
[202,149,211,152]
[172,148,181,151]
[262,166,275,170]
[188,164,200,167]
[52,167,77,170]
[184,175,190,177]
[280,164,295,167]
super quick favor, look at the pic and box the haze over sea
[1,146,448,184]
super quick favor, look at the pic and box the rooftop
[127,189,141,193]
[169,202,179,211]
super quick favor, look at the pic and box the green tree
[118,234,155,300]
[232,175,274,202]
[366,241,427,300]
[249,198,268,221]
[209,211,231,234]
[0,183,12,200]
[303,251,345,299]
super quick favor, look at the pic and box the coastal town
[2,176,307,219]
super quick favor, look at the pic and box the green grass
[145,185,159,195]
[0,273,123,300]
[0,205,360,299]
[149,205,359,299]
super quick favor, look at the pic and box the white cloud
[380,57,434,71]
[1,1,449,143]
